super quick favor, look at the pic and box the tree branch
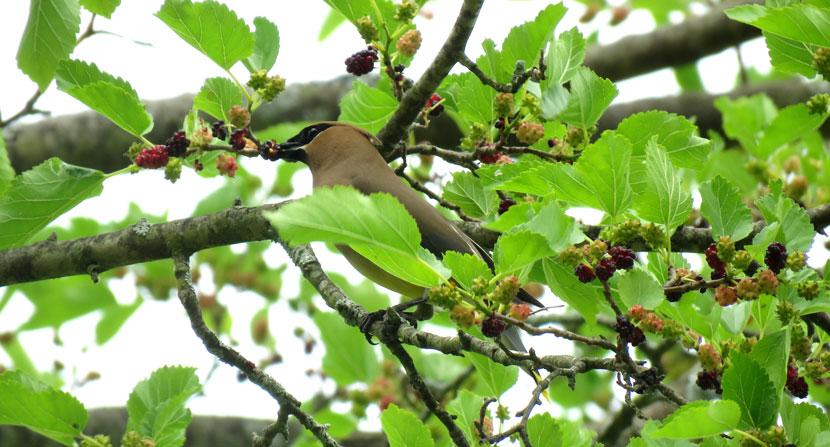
[172,253,340,447]
[376,0,485,151]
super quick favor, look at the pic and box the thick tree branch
[377,0,484,151]
[172,253,340,447]
[584,0,762,81]
[1,202,828,287]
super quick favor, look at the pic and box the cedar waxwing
[277,122,543,350]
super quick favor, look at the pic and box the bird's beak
[278,141,308,163]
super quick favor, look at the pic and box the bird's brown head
[277,122,381,171]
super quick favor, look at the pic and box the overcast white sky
[0,0,789,430]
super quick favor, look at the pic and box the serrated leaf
[542,258,606,324]
[617,269,664,310]
[754,187,814,251]
[616,110,711,169]
[572,132,632,217]
[494,231,552,277]
[127,366,201,447]
[314,312,379,386]
[79,0,121,18]
[439,72,497,127]
[245,17,279,72]
[633,139,691,239]
[527,413,564,445]
[268,186,448,288]
[699,176,754,241]
[722,351,778,429]
[758,104,827,157]
[96,297,143,345]
[781,397,830,446]
[560,67,617,129]
[447,389,484,444]
[381,404,434,447]
[443,172,499,218]
[466,352,518,397]
[750,329,789,393]
[510,201,586,251]
[764,32,816,77]
[338,81,397,135]
[726,3,830,47]
[193,77,243,122]
[156,0,254,70]
[0,371,87,446]
[17,0,80,91]
[442,251,492,291]
[650,400,740,439]
[547,28,585,84]
[0,131,13,196]
[55,60,153,136]
[0,158,104,250]
[714,94,777,156]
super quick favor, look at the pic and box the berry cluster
[765,242,787,273]
[165,130,189,157]
[481,315,507,337]
[696,370,722,394]
[247,69,286,102]
[212,120,228,141]
[571,242,635,283]
[786,364,809,398]
[515,121,544,145]
[216,154,238,177]
[135,145,169,169]
[396,29,422,57]
[614,316,645,346]
[345,47,379,76]
[599,219,665,251]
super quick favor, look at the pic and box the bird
[275,122,544,351]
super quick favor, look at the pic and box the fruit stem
[733,429,768,447]
[227,70,253,105]
[105,165,135,179]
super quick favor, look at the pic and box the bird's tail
[500,327,551,401]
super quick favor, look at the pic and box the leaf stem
[734,429,768,447]
[227,70,253,105]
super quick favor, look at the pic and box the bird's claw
[359,299,426,345]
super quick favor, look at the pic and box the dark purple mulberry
[765,242,788,273]
[165,130,189,157]
[345,47,379,76]
[481,316,507,338]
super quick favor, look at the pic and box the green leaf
[443,172,499,218]
[542,258,606,324]
[381,404,434,447]
[494,231,552,277]
[497,4,567,81]
[439,72,497,127]
[633,139,691,238]
[547,28,585,84]
[560,67,617,129]
[699,176,754,241]
[616,110,711,170]
[0,131,13,196]
[781,397,830,446]
[758,104,827,157]
[442,251,492,291]
[96,297,143,345]
[55,60,153,136]
[314,312,379,386]
[720,301,752,334]
[318,8,347,41]
[722,351,778,429]
[156,0,254,69]
[651,400,740,439]
[674,63,704,92]
[12,276,116,330]
[750,329,790,393]
[338,81,398,135]
[127,366,201,447]
[245,17,279,72]
[268,186,448,288]
[510,201,586,251]
[571,132,632,217]
[16,0,80,91]
[193,77,243,122]
[726,3,830,47]
[0,158,104,250]
[0,371,87,446]
[527,413,563,446]
[617,269,664,310]
[466,352,518,397]
[714,94,777,156]
[764,32,816,77]
[754,185,814,251]
[79,0,121,18]
[447,390,484,444]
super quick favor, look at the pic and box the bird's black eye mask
[276,123,333,163]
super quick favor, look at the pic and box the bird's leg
[359,296,432,345]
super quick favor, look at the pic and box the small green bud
[787,250,807,272]
[797,280,820,300]
[732,250,753,271]
[807,93,830,115]
[395,0,418,22]
[356,16,378,43]
[812,47,830,79]
[164,158,182,183]
[259,75,286,102]
[247,69,269,90]
[494,92,514,117]
[716,235,735,263]
[521,92,541,116]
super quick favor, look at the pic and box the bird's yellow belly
[336,244,425,298]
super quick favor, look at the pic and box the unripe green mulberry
[807,93,830,115]
[813,47,830,79]
[357,16,378,43]
[395,0,418,21]
[164,157,182,183]
[716,236,735,263]
[786,250,806,272]
[450,305,476,327]
[492,275,520,305]
[731,250,753,271]
[736,278,760,301]
[396,29,422,57]
[775,300,798,325]
[428,283,462,308]
[494,92,514,117]
[698,343,722,371]
[797,280,820,300]
[228,105,250,129]
[756,269,778,295]
[516,121,544,145]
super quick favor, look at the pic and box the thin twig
[172,253,340,447]
[252,406,291,447]
[457,54,533,94]
[498,315,617,350]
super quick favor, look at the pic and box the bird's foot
[359,297,428,345]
